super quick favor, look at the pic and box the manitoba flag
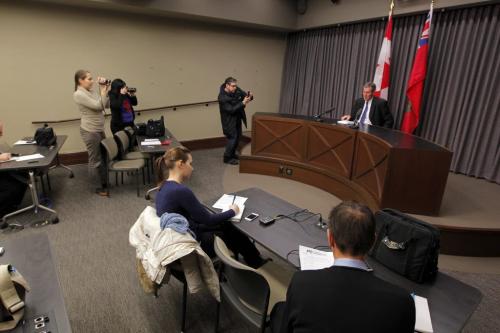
[373,2,394,100]
[401,2,434,134]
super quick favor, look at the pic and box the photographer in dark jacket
[218,77,253,165]
[109,79,138,134]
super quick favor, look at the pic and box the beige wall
[297,0,491,29]
[0,3,286,153]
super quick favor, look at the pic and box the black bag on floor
[369,209,440,283]
[146,116,165,138]
[34,124,57,147]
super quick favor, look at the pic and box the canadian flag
[373,3,394,100]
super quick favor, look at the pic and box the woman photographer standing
[73,69,110,196]
[109,79,138,134]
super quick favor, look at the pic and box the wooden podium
[240,113,453,215]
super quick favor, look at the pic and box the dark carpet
[0,148,498,332]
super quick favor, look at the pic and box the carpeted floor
[0,147,498,332]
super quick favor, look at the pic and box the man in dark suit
[341,82,394,128]
[218,77,253,165]
[270,201,415,333]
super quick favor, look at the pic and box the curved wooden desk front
[240,113,453,216]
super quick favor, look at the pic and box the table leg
[1,171,58,229]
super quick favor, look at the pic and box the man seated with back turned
[341,82,394,128]
[270,201,415,333]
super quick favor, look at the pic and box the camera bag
[34,124,57,147]
[369,209,440,283]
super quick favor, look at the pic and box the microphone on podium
[350,108,364,129]
[313,106,336,122]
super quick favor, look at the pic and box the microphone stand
[349,108,364,129]
[313,106,336,122]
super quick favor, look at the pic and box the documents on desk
[212,194,248,210]
[223,204,245,222]
[140,139,161,146]
[299,245,334,270]
[14,139,36,145]
[0,153,45,163]
[414,295,434,333]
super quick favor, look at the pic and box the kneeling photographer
[218,77,253,165]
[109,79,138,134]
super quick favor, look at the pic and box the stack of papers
[414,295,433,333]
[14,139,36,145]
[141,139,161,146]
[0,153,45,163]
[213,194,248,222]
[299,245,334,270]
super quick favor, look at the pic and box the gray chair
[114,130,151,183]
[213,236,292,333]
[100,137,145,197]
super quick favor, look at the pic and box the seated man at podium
[270,201,415,333]
[341,82,394,128]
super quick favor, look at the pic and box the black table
[0,136,67,226]
[213,187,482,333]
[0,233,72,333]
[136,128,181,155]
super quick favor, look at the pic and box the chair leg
[121,172,124,185]
[39,175,46,196]
[214,299,221,333]
[115,172,118,186]
[142,167,146,185]
[136,170,140,197]
[181,281,187,333]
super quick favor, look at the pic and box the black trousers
[223,120,242,161]
[196,222,263,268]
[0,172,28,218]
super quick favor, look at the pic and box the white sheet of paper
[337,120,354,125]
[14,140,36,145]
[140,141,161,146]
[212,194,248,210]
[11,153,44,162]
[299,245,334,271]
[414,295,433,333]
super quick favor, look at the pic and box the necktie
[359,102,369,124]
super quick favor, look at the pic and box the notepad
[299,245,334,270]
[212,194,248,210]
[337,120,354,125]
[14,140,36,145]
[414,295,433,333]
[141,140,161,146]
[11,153,45,162]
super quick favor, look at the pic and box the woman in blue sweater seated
[155,146,265,268]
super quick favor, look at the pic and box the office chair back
[214,236,270,320]
[101,137,119,161]
[115,131,130,154]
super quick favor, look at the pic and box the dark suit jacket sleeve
[378,99,394,128]
[218,94,244,115]
[350,99,363,120]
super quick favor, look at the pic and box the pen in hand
[232,195,236,205]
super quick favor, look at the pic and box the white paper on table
[141,140,161,146]
[299,245,334,271]
[414,295,433,333]
[337,120,354,125]
[212,194,248,210]
[11,153,45,162]
[14,140,37,145]
[223,204,245,222]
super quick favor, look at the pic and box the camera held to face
[98,78,111,85]
[128,87,137,93]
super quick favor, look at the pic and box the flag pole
[390,0,394,14]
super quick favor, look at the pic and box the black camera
[128,87,137,93]
[236,87,254,101]
[98,78,111,85]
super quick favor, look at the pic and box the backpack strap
[0,265,29,331]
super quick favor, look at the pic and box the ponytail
[155,146,191,186]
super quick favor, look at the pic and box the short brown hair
[155,146,191,185]
[327,201,375,256]
[74,69,90,91]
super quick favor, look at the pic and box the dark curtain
[279,4,500,183]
